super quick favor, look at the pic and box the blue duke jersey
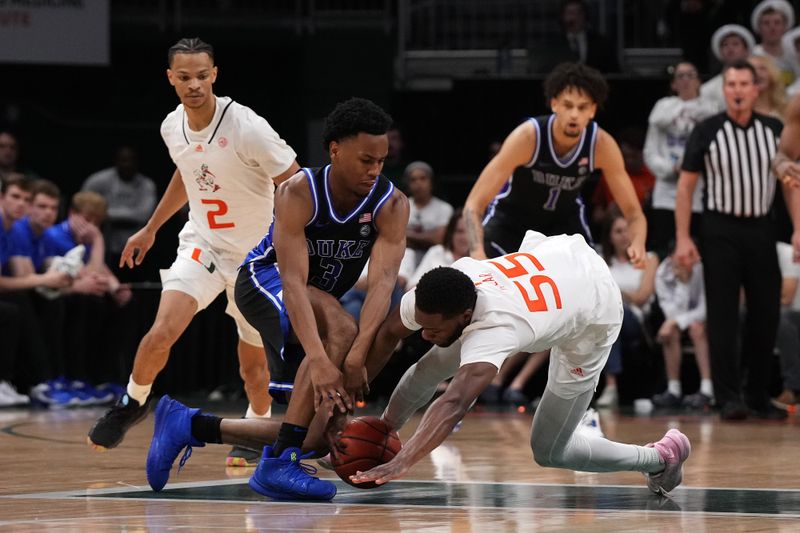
[243,165,395,299]
[483,114,598,255]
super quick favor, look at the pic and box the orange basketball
[331,416,401,489]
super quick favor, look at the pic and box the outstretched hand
[349,457,410,486]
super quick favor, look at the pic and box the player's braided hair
[415,267,477,318]
[544,62,609,106]
[168,38,214,66]
[322,97,393,150]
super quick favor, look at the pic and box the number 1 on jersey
[202,199,236,229]
[488,252,562,313]
[543,187,561,211]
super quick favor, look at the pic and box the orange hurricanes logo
[194,163,221,192]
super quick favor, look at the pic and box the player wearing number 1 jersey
[349,231,690,495]
[88,38,300,455]
[464,63,646,266]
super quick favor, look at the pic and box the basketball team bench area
[2,404,800,531]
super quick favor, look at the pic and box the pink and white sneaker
[644,428,691,495]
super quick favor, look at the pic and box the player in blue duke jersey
[144,97,409,501]
[464,62,647,266]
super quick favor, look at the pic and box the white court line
[3,498,800,526]
[5,477,800,500]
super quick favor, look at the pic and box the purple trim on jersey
[575,195,594,245]
[482,178,512,226]
[523,117,541,168]
[547,114,587,168]
[589,122,599,171]
[371,181,395,222]
[323,164,379,223]
[301,167,319,227]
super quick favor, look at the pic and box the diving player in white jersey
[349,231,691,495]
[88,38,300,462]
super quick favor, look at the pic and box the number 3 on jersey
[202,199,235,229]
[488,252,562,313]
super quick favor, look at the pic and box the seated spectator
[1,173,31,263]
[651,246,713,409]
[1,175,71,403]
[81,145,157,265]
[750,0,796,87]
[701,25,756,111]
[405,208,469,289]
[404,161,454,269]
[773,241,800,408]
[749,54,788,118]
[596,208,659,408]
[42,191,131,306]
[8,179,60,275]
[529,0,619,73]
[644,61,715,259]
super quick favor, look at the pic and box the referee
[675,59,800,420]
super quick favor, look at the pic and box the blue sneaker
[249,445,337,501]
[146,395,205,492]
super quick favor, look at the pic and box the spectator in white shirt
[403,161,454,269]
[651,246,713,409]
[750,0,797,87]
[644,61,716,258]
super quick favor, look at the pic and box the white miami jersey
[161,95,297,255]
[400,231,622,368]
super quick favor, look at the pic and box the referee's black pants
[700,212,781,409]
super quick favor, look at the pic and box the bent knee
[239,360,268,385]
[142,323,183,351]
[328,312,358,346]
[530,436,560,468]
[688,321,705,338]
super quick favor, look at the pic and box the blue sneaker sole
[248,475,336,501]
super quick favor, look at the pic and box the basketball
[331,416,402,489]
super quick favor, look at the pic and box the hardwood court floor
[1,402,800,532]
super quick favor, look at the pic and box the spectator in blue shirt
[42,191,130,305]
[8,179,60,275]
[1,173,32,274]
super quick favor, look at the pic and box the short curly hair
[415,266,477,317]
[322,97,393,150]
[543,62,609,106]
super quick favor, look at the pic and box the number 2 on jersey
[488,252,562,313]
[201,199,235,229]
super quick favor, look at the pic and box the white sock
[700,379,714,397]
[667,380,682,397]
[246,404,271,418]
[126,376,151,405]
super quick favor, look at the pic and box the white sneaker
[0,381,30,406]
[576,407,604,438]
[595,385,618,408]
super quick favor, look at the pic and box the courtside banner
[0,0,109,65]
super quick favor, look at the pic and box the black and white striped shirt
[682,112,782,217]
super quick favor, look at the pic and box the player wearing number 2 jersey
[464,63,647,266]
[349,231,691,496]
[88,38,300,456]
